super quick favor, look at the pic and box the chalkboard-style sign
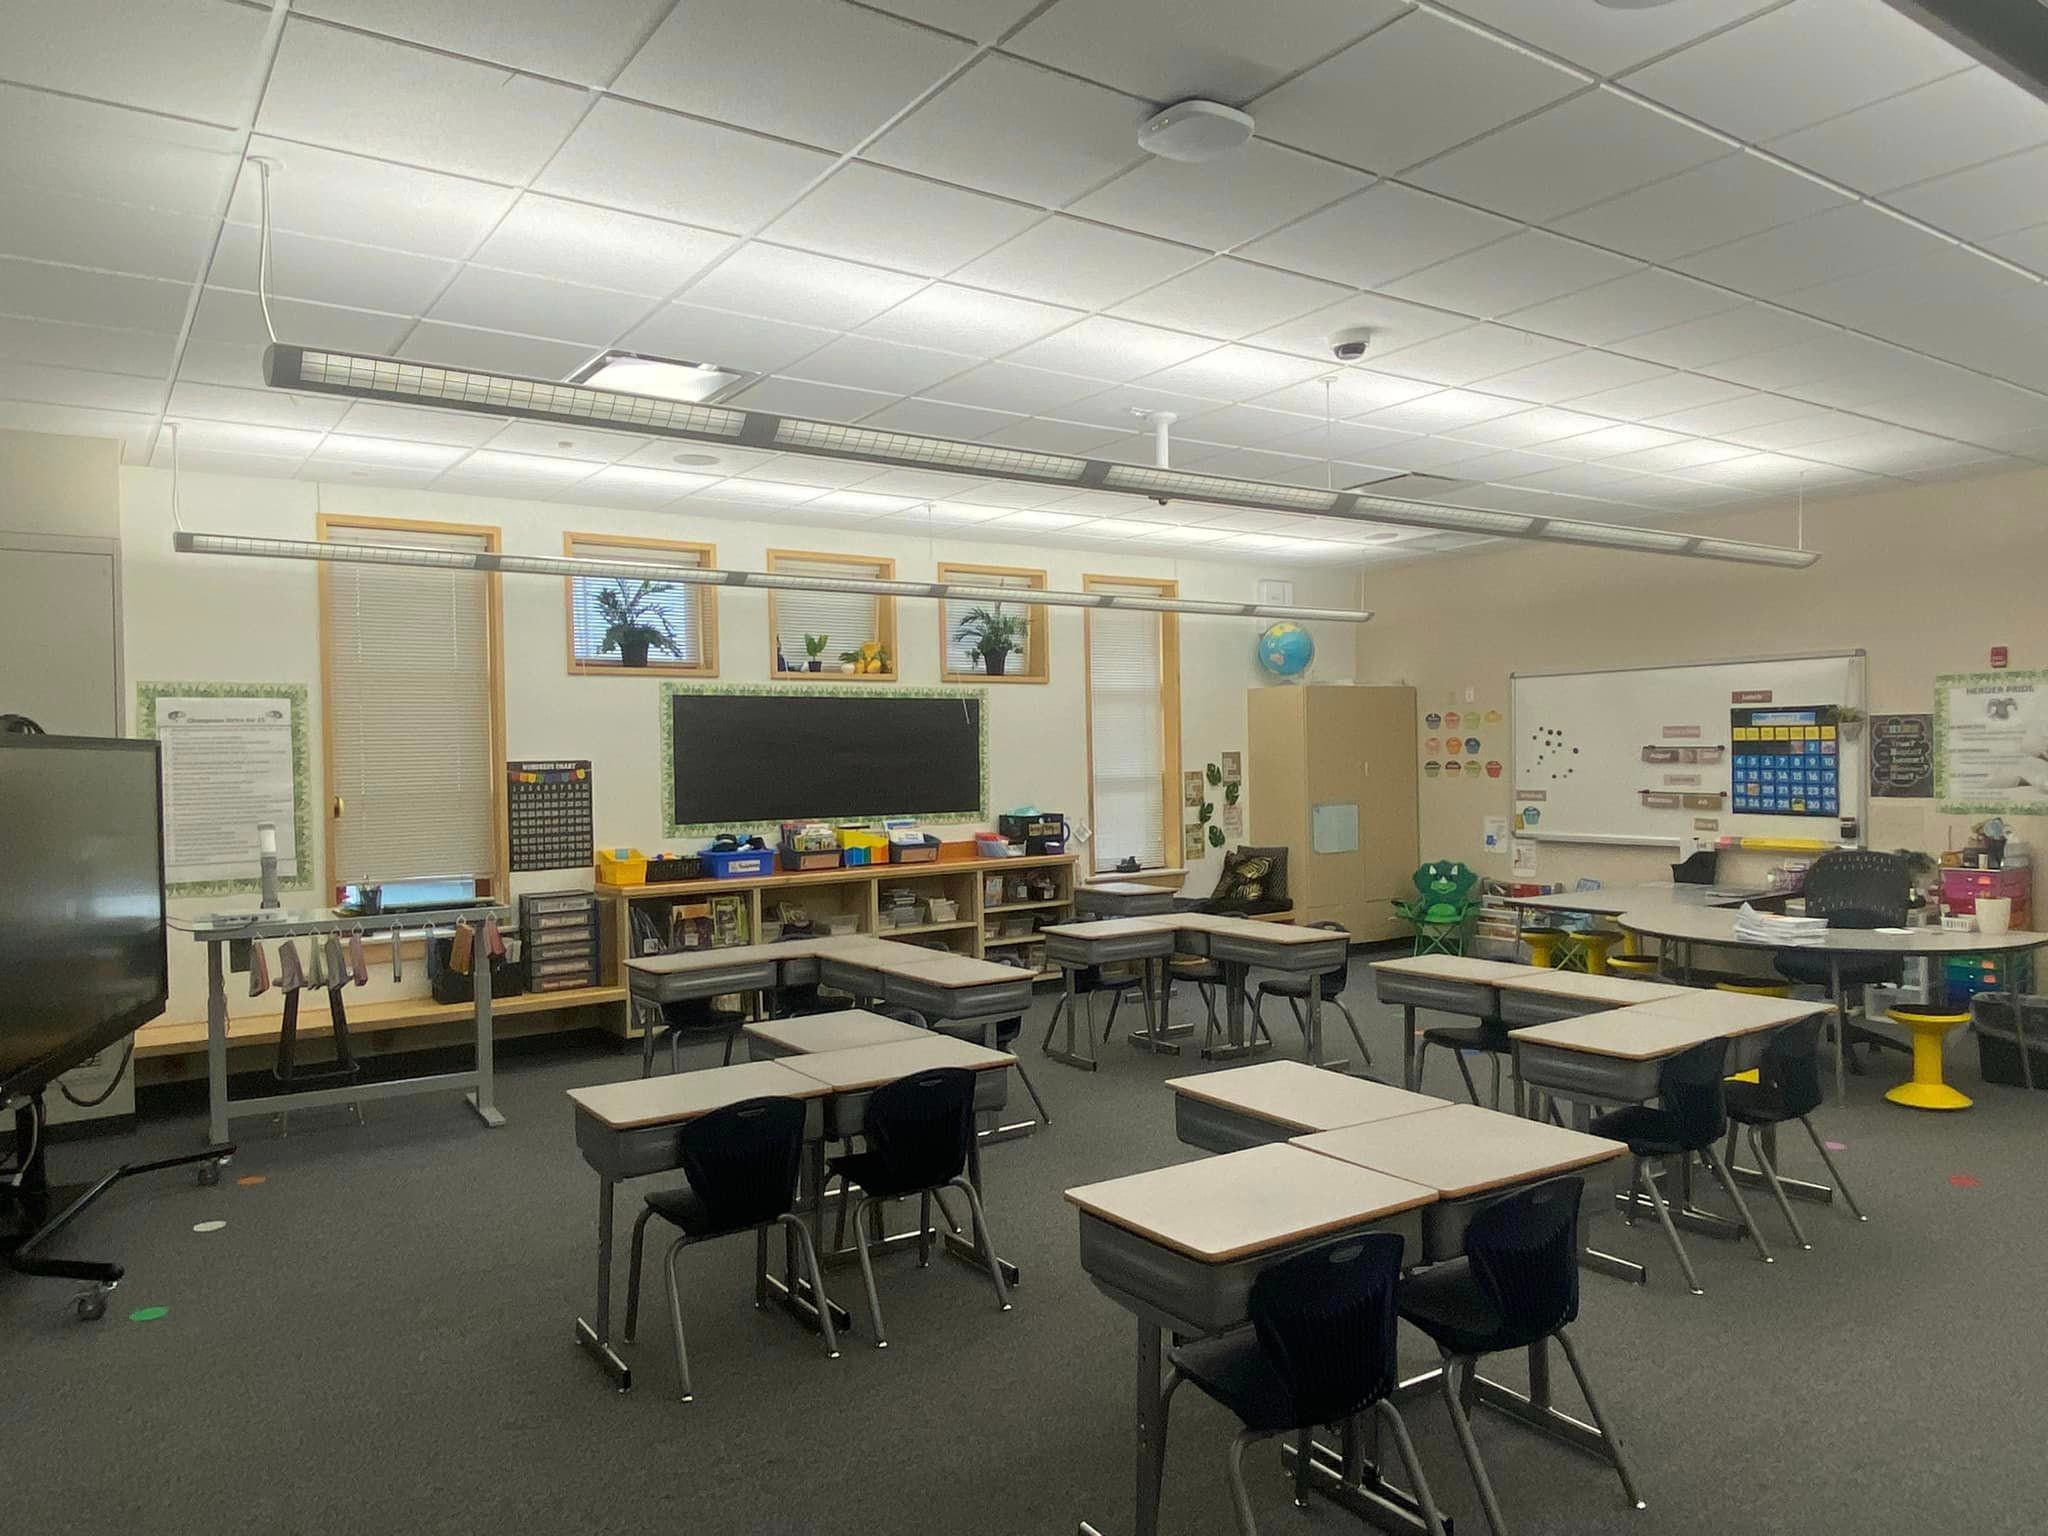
[1870,713,1934,799]
[664,685,985,832]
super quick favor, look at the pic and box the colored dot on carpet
[192,1220,227,1234]
[129,1306,169,1323]
[236,1175,267,1187]
[1824,1140,1847,1151]
[1949,1174,1980,1189]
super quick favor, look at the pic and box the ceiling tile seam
[0,73,246,134]
[1423,0,1797,87]
[275,9,670,96]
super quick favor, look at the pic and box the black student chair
[1253,921,1371,1066]
[1165,1233,1446,1536]
[1723,1016,1867,1247]
[992,1013,1051,1126]
[828,1067,1010,1347]
[623,1095,836,1401]
[1772,850,1910,1066]
[1590,1038,1772,1294]
[1416,1019,1512,1108]
[635,994,747,1077]
[1164,953,1264,1051]
[1398,1178,1644,1536]
[1040,963,1131,1051]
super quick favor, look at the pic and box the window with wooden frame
[1083,574,1180,874]
[563,532,718,677]
[938,562,1048,684]
[766,550,897,680]
[319,514,506,899]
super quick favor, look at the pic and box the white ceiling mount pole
[1132,409,1178,469]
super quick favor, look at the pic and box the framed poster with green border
[1934,670,2048,815]
[659,682,988,838]
[136,681,311,896]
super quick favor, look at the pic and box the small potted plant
[595,578,682,668]
[954,603,1025,678]
[802,633,829,673]
[1836,706,1865,741]
[839,640,890,675]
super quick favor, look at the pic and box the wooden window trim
[1081,573,1181,876]
[766,548,898,682]
[562,531,720,678]
[317,512,508,900]
[937,561,1049,685]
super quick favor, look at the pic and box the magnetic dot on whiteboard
[193,1220,227,1234]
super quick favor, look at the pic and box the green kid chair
[1394,861,1479,956]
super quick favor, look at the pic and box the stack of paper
[1731,903,1831,947]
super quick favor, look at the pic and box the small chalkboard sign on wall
[1869,713,1934,799]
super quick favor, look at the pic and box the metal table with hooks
[188,904,513,1145]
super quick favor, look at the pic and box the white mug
[1977,896,2012,935]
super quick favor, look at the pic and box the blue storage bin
[701,847,774,879]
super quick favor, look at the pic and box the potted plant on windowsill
[802,633,829,673]
[954,603,1025,678]
[596,578,682,668]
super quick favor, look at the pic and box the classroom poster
[1869,713,1934,799]
[1936,671,2048,814]
[136,682,310,895]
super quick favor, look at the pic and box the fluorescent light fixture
[568,350,753,404]
[263,343,1820,568]
[171,532,1375,623]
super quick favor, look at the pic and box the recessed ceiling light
[1138,99,1255,162]
[672,452,721,467]
[568,349,752,404]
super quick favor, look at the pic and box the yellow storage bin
[596,847,648,886]
[839,828,889,866]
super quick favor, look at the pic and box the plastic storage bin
[595,848,647,886]
[839,829,889,866]
[700,847,774,879]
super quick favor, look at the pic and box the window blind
[943,570,1035,676]
[567,540,705,666]
[1087,584,1169,871]
[325,523,497,885]
[770,554,888,672]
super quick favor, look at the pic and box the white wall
[115,463,1361,1021]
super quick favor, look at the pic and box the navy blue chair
[1724,1016,1867,1246]
[1166,1233,1446,1536]
[828,1067,1010,1347]
[1254,921,1371,1066]
[1399,1178,1644,1535]
[623,1095,835,1401]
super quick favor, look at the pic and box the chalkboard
[1869,713,1934,799]
[664,686,985,831]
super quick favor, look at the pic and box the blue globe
[1257,622,1315,680]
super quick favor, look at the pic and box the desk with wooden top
[1067,1144,1439,1536]
[1369,955,1537,1090]
[743,1008,930,1058]
[1494,968,1692,1026]
[1075,881,1179,918]
[1167,1060,1449,1152]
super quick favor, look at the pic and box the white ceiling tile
[1006,316,1217,382]
[952,216,1205,310]
[1410,93,1727,223]
[1240,183,1519,290]
[1111,259,1346,340]
[868,56,1146,207]
[537,99,836,231]
[1675,204,1943,297]
[164,418,326,459]
[1063,382,1248,433]
[926,361,1099,415]
[1553,153,1847,263]
[1429,446,1574,482]
[979,417,1127,454]
[1254,370,1441,416]
[438,448,604,488]
[1563,371,1750,421]
[0,86,238,217]
[0,259,189,333]
[1009,0,1404,104]
[1068,141,1368,252]
[1768,67,2048,196]
[1623,0,1970,143]
[1611,305,1834,368]
[1253,294,1473,361]
[225,139,517,259]
[187,287,415,356]
[471,197,733,297]
[1597,438,1757,473]
[1644,391,1829,436]
[259,19,589,183]
[1505,269,1744,347]
[1254,9,1581,173]
[727,375,900,421]
[302,461,448,489]
[857,398,1023,439]
[739,455,881,489]
[859,285,1083,355]
[0,315,175,379]
[304,434,470,473]
[1437,406,1614,449]
[1989,222,2048,278]
[1338,435,1484,472]
[483,421,649,462]
[1503,461,1645,495]
[334,400,508,446]
[397,323,596,379]
[1264,417,1419,464]
[1477,347,1669,404]
[1372,324,1578,386]
[681,244,925,331]
[564,465,720,506]
[765,164,1038,276]
[616,0,969,151]
[166,380,351,431]
[788,335,976,395]
[1172,446,1326,483]
[617,303,837,374]
[1704,332,1906,392]
[1888,145,2048,241]
[211,224,459,316]
[0,361,163,414]
[865,1,1043,42]
[1718,410,1871,451]
[5,0,271,124]
[1177,403,1322,449]
[298,0,670,85]
[0,191,214,284]
[619,440,778,474]
[1362,388,1527,433]
[1385,231,1641,317]
[1543,423,1685,459]
[1134,346,1331,402]
[842,467,982,500]
[1435,0,1781,76]
[427,267,651,343]
[148,445,310,477]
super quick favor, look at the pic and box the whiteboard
[1511,653,1866,847]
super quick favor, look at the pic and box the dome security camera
[1329,327,1373,362]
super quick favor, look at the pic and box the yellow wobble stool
[1885,1008,1974,1111]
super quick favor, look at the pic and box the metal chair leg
[951,1175,1012,1312]
[1225,1428,1268,1536]
[1699,1142,1773,1264]
[1437,1354,1508,1536]
[1332,997,1372,1066]
[1102,988,1123,1041]
[1554,1327,1646,1510]
[1374,1399,1450,1536]
[1802,1116,1867,1220]
[1452,1048,1481,1105]
[1039,992,1068,1054]
[1286,995,1306,1041]
[662,1236,695,1402]
[1747,1125,1811,1250]
[1414,1037,1434,1092]
[1623,1158,1642,1228]
[1488,1051,1502,1109]
[754,1225,769,1309]
[624,1205,656,1341]
[918,1191,932,1268]
[850,1195,887,1348]
[1640,1158,1704,1295]
[778,1212,839,1360]
[1012,1054,1051,1125]
[670,1029,681,1075]
[720,1027,736,1067]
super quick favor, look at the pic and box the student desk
[1369,955,1535,1090]
[1494,968,1691,1026]
[1167,1060,1449,1152]
[742,1008,931,1058]
[568,1060,832,1391]
[1502,883,1778,918]
[1075,881,1179,918]
[1067,1144,1438,1536]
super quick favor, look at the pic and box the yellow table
[1885,1008,1974,1111]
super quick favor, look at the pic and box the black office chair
[1723,1016,1867,1247]
[1415,1018,1512,1108]
[1399,1178,1644,1536]
[1772,850,1910,1067]
[828,1068,1010,1347]
[1165,1233,1446,1536]
[1589,1038,1772,1294]
[622,1095,836,1401]
[1252,921,1370,1066]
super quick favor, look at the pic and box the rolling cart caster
[73,1283,113,1322]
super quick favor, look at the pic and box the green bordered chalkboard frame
[1934,668,2048,816]
[659,681,989,838]
[135,680,313,896]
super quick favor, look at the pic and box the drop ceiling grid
[2,0,2046,557]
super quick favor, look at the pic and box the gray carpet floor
[5,967,2044,1536]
